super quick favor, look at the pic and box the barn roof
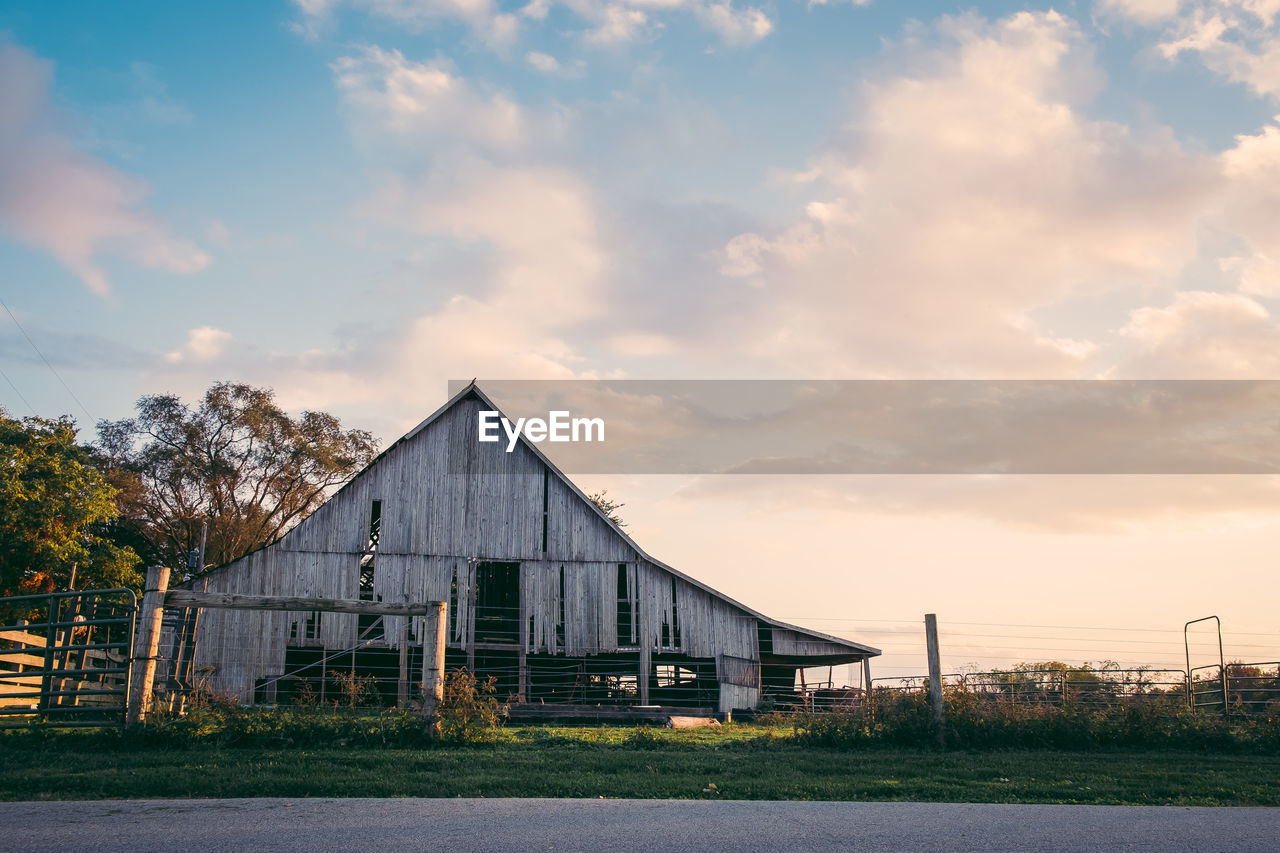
[389,381,880,660]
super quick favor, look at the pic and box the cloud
[0,39,210,295]
[1107,1,1280,99]
[713,11,1217,377]
[1094,0,1184,25]
[128,61,192,126]
[694,2,773,45]
[1116,291,1280,377]
[165,327,233,364]
[526,50,560,72]
[359,159,607,326]
[332,47,540,154]
[295,0,773,49]
[581,4,652,45]
[294,0,519,49]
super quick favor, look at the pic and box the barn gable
[184,383,879,713]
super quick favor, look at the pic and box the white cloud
[295,0,519,49]
[1095,0,1185,25]
[295,0,773,49]
[1109,1,1280,98]
[165,326,233,364]
[361,159,607,326]
[0,39,209,295]
[1116,290,1280,376]
[332,46,535,153]
[694,2,773,45]
[526,50,560,72]
[715,11,1216,376]
[581,4,652,45]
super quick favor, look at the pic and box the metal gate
[0,589,138,729]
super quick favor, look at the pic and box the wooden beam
[162,590,441,616]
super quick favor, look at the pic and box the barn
[173,383,879,715]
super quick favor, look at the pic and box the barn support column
[422,601,446,716]
[518,649,528,701]
[639,644,651,705]
[862,657,872,697]
[397,619,410,707]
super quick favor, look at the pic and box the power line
[0,364,35,416]
[0,297,93,423]
[783,617,1280,637]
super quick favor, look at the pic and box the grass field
[2,723,1278,804]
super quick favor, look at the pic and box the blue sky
[4,1,1280,672]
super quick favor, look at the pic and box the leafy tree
[0,410,141,597]
[587,489,626,528]
[97,382,379,573]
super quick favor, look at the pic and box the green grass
[2,723,1278,804]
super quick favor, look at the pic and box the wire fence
[149,608,1280,718]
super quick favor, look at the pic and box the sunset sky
[3,0,1279,681]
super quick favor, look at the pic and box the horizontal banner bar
[451,379,1280,474]
[162,590,443,616]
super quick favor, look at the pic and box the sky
[2,0,1280,681]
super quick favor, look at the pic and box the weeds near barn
[436,667,509,743]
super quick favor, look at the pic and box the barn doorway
[475,560,520,644]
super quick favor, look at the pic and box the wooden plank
[0,652,46,669]
[164,589,441,616]
[0,630,46,648]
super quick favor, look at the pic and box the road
[4,798,1276,852]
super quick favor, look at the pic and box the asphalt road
[4,798,1277,852]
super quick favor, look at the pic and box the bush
[135,705,440,749]
[436,667,509,743]
[785,689,1280,753]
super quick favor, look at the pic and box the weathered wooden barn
[175,384,879,714]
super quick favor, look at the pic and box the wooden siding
[770,628,861,659]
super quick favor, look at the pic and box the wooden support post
[421,601,446,716]
[862,657,872,701]
[925,612,945,748]
[127,565,170,728]
[639,643,651,705]
[397,619,410,708]
[518,648,528,703]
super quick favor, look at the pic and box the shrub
[436,667,509,743]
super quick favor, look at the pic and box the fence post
[925,613,945,748]
[126,565,170,728]
[421,601,446,717]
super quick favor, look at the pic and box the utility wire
[0,364,35,416]
[0,297,93,423]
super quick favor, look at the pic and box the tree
[97,382,379,573]
[587,489,626,528]
[0,410,141,597]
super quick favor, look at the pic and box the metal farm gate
[0,589,137,729]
